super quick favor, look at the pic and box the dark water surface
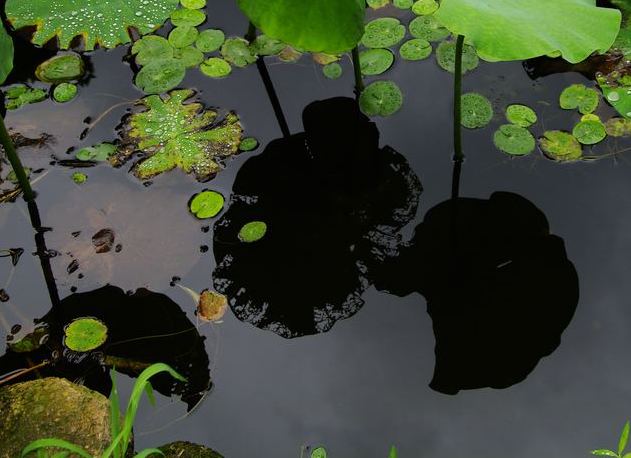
[2,2,631,457]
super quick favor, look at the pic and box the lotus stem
[351,46,364,98]
[0,115,34,201]
[452,34,465,199]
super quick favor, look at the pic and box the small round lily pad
[64,317,107,352]
[505,104,537,127]
[493,124,535,156]
[181,0,206,8]
[239,221,267,243]
[559,84,599,114]
[196,29,225,53]
[362,18,406,48]
[412,0,439,15]
[572,120,607,145]
[53,83,78,103]
[135,58,186,94]
[189,190,225,219]
[169,26,199,48]
[394,0,413,8]
[359,80,403,117]
[311,448,327,458]
[408,15,450,41]
[399,38,432,60]
[200,57,232,78]
[132,36,174,66]
[461,92,493,129]
[35,53,84,83]
[221,37,257,68]
[72,172,88,184]
[605,117,631,137]
[359,48,394,76]
[250,34,285,56]
[539,130,583,162]
[76,143,117,161]
[240,137,259,151]
[170,8,206,27]
[174,46,205,68]
[436,41,479,74]
[323,62,343,79]
[367,0,389,8]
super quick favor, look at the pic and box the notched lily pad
[115,89,243,182]
[132,35,174,66]
[359,48,395,76]
[53,82,78,103]
[76,143,117,161]
[362,18,406,49]
[436,40,479,74]
[559,84,600,114]
[4,84,47,110]
[200,57,232,78]
[135,58,186,94]
[189,190,225,219]
[169,26,199,48]
[461,92,493,129]
[171,8,206,27]
[249,34,285,56]
[238,221,267,243]
[174,46,204,68]
[408,15,450,42]
[505,104,537,127]
[572,120,607,145]
[412,0,439,15]
[221,37,257,68]
[322,63,343,79]
[359,80,403,117]
[539,130,583,162]
[64,317,108,352]
[493,124,535,156]
[400,38,432,60]
[196,29,225,53]
[35,53,84,83]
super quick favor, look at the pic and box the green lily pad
[559,84,600,114]
[360,48,395,76]
[240,137,259,151]
[249,34,285,56]
[493,124,536,156]
[236,0,365,53]
[399,38,432,60]
[238,221,267,243]
[505,104,537,127]
[461,92,493,129]
[436,40,479,74]
[412,0,438,15]
[311,448,327,458]
[4,84,47,110]
[181,0,206,8]
[359,80,403,117]
[313,53,340,65]
[135,58,186,94]
[433,0,621,63]
[362,18,406,49]
[170,8,206,26]
[169,26,199,48]
[394,0,413,9]
[572,120,607,145]
[35,53,84,83]
[174,46,205,67]
[539,130,583,162]
[76,143,117,161]
[604,117,631,136]
[200,57,232,78]
[72,172,88,184]
[0,24,14,85]
[408,15,450,42]
[53,82,77,102]
[8,325,49,353]
[367,0,390,8]
[6,0,179,50]
[221,37,257,68]
[64,317,107,352]
[597,74,631,120]
[195,29,225,53]
[116,89,243,181]
[189,190,225,219]
[322,62,343,79]
[132,36,174,66]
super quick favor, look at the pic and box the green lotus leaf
[200,57,232,78]
[604,117,631,136]
[0,23,14,85]
[239,137,259,151]
[4,84,47,110]
[181,0,206,8]
[35,53,84,83]
[64,317,107,352]
[461,92,493,129]
[493,124,535,156]
[72,172,88,184]
[434,0,621,63]
[53,82,78,102]
[237,0,365,54]
[359,80,403,117]
[367,0,390,9]
[6,0,179,50]
[170,8,206,26]
[362,17,406,49]
[169,26,199,48]
[189,190,225,219]
[400,38,432,60]
[249,34,285,56]
[505,104,537,127]
[539,130,583,162]
[238,221,267,243]
[115,89,243,181]
[76,143,117,161]
[559,84,600,114]
[174,46,204,67]
[394,0,413,9]
[610,0,631,56]
[135,58,186,94]
[196,29,225,53]
[132,36,174,66]
[322,62,343,79]
[359,48,394,76]
[572,120,607,145]
[436,40,478,74]
[221,37,257,68]
[412,0,438,15]
[408,15,450,42]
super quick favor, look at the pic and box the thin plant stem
[0,115,33,201]
[351,46,364,99]
[451,34,465,199]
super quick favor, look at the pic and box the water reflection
[375,192,579,393]
[213,97,422,338]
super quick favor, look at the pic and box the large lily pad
[236,0,366,53]
[434,0,621,63]
[6,0,179,50]
[115,89,243,181]
[0,23,13,85]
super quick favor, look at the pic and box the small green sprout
[592,420,631,458]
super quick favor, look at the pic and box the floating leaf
[362,18,406,49]
[200,57,232,78]
[436,41,479,74]
[6,0,179,50]
[7,325,49,353]
[170,8,206,27]
[195,29,225,53]
[461,92,493,129]
[249,34,285,56]
[360,48,395,76]
[237,0,365,53]
[197,289,228,321]
[115,89,243,181]
[76,143,117,161]
[135,58,186,94]
[323,62,343,79]
[433,0,621,63]
[132,36,174,66]
[0,23,13,85]
[367,0,390,8]
[572,120,607,145]
[35,53,84,83]
[399,38,432,60]
[605,117,631,136]
[311,448,327,458]
[559,84,600,114]
[394,0,413,9]
[359,80,403,117]
[408,15,450,42]
[313,53,340,65]
[72,172,88,184]
[221,37,257,68]
[505,104,537,127]
[168,25,199,48]
[597,72,631,120]
[173,46,204,68]
[53,82,78,102]
[539,130,582,162]
[181,0,206,8]
[64,317,108,352]
[240,137,259,151]
[189,190,225,219]
[4,84,46,110]
[238,221,267,243]
[278,46,302,62]
[412,0,438,15]
[493,124,535,156]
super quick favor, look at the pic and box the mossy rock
[159,441,224,457]
[0,378,111,457]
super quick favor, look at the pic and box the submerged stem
[0,115,34,201]
[451,34,465,199]
[351,46,364,99]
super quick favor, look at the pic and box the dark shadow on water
[213,97,422,338]
[374,192,579,394]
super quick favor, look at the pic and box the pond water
[2,1,631,457]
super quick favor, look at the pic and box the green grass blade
[109,368,122,458]
[134,448,165,457]
[620,421,630,455]
[144,381,156,407]
[388,445,398,458]
[21,439,92,458]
